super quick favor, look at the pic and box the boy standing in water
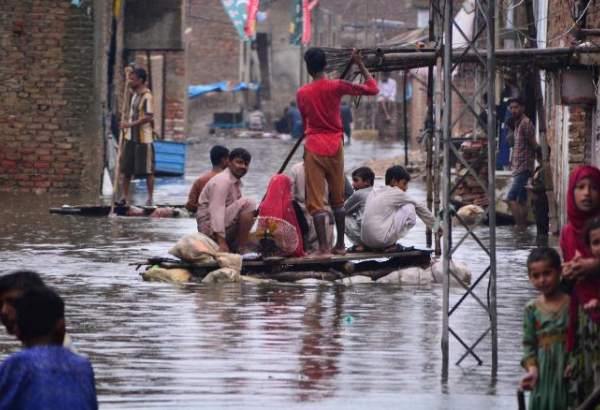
[296,48,378,256]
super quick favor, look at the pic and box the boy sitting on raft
[361,165,436,251]
[344,166,375,252]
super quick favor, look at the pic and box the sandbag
[202,268,240,284]
[142,267,192,283]
[169,233,218,263]
[430,259,472,285]
[456,204,485,226]
[215,252,243,273]
[294,278,332,285]
[376,267,431,285]
[336,275,373,285]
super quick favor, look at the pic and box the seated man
[361,165,435,250]
[0,287,98,409]
[186,145,229,213]
[197,148,256,253]
[344,166,375,251]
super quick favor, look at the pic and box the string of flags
[220,0,318,45]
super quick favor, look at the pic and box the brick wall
[186,0,242,136]
[0,0,102,193]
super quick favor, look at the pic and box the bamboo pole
[326,45,600,73]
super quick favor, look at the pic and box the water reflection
[0,137,538,408]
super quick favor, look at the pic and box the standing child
[521,247,570,410]
[567,217,600,407]
[344,167,375,251]
[296,47,378,256]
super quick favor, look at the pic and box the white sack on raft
[336,275,373,285]
[430,259,472,285]
[169,233,218,263]
[202,268,240,284]
[376,267,432,285]
[142,267,192,283]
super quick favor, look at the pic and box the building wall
[186,0,241,136]
[544,0,600,227]
[0,0,103,193]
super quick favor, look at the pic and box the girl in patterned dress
[521,247,570,410]
[567,217,600,408]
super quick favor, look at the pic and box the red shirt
[296,78,379,156]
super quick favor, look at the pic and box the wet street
[0,137,542,409]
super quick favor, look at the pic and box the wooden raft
[49,204,187,217]
[136,249,432,282]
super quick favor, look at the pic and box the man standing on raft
[296,48,378,256]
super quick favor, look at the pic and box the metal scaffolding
[435,0,498,379]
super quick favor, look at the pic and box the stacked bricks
[453,138,490,207]
[0,1,100,193]
[568,104,593,170]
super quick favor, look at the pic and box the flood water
[0,137,543,408]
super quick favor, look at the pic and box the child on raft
[520,247,570,410]
[360,165,435,252]
[344,166,375,252]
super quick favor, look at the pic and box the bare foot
[332,246,346,256]
[306,250,332,259]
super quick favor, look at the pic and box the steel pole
[441,0,453,381]
[485,0,498,378]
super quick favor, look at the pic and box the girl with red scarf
[258,175,305,257]
[560,165,600,270]
[567,216,600,407]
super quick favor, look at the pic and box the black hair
[304,47,327,77]
[14,287,64,341]
[210,145,229,167]
[584,216,600,246]
[0,271,45,295]
[507,96,524,106]
[352,167,375,186]
[229,147,251,163]
[385,165,411,186]
[132,68,147,83]
[290,101,297,107]
[526,247,561,272]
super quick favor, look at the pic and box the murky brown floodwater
[0,137,543,408]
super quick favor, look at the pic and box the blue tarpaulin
[188,82,259,99]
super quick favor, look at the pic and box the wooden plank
[137,249,432,270]
[50,204,187,217]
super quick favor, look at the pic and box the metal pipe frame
[437,0,498,381]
